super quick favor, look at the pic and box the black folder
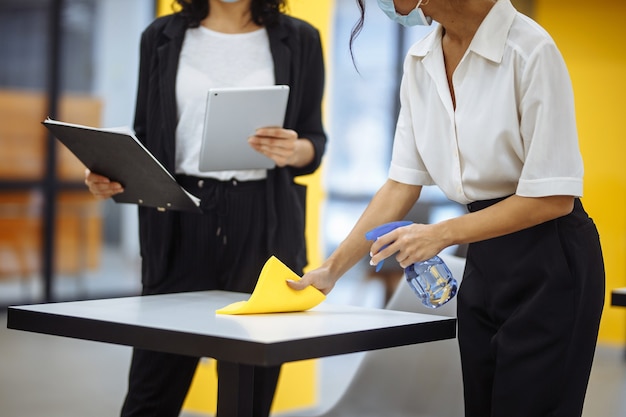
[43,119,201,213]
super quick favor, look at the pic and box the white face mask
[377,0,433,27]
[219,0,241,3]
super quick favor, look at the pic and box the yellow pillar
[289,0,333,273]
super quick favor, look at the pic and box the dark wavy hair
[350,0,366,67]
[173,0,287,27]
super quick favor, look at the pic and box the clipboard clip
[137,199,172,212]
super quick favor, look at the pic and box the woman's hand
[84,168,124,199]
[286,265,339,296]
[369,223,445,269]
[248,127,313,168]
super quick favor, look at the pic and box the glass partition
[0,0,153,306]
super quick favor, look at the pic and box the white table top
[7,290,456,366]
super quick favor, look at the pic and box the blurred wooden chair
[0,192,40,284]
[0,89,102,286]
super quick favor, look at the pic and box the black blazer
[133,13,327,292]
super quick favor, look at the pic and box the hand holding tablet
[199,85,290,172]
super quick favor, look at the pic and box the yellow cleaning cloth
[216,256,326,315]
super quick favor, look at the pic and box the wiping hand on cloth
[215,256,326,315]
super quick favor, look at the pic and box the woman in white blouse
[289,1,605,416]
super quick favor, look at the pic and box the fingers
[255,127,297,140]
[286,278,310,291]
[248,128,298,167]
[368,226,415,269]
[369,224,442,269]
[250,128,297,149]
[286,269,335,295]
[84,169,124,199]
[368,230,399,269]
[396,251,412,269]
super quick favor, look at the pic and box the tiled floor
[1,259,626,417]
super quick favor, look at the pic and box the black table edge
[7,306,457,366]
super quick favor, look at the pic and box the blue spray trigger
[365,221,413,272]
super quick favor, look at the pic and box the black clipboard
[43,118,202,213]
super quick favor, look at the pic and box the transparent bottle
[366,221,458,309]
[404,255,457,309]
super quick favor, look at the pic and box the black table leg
[216,361,255,417]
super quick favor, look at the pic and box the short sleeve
[388,73,435,186]
[516,41,584,197]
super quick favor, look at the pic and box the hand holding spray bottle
[365,221,458,308]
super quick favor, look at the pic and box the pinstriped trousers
[121,175,280,417]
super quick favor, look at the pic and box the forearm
[323,180,422,278]
[438,194,575,247]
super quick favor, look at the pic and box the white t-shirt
[175,26,275,180]
[388,0,583,205]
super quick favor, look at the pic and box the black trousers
[121,176,280,417]
[121,350,280,417]
[458,198,605,417]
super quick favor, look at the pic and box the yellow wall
[535,0,626,344]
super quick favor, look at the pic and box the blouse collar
[408,0,517,64]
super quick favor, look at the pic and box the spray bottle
[366,221,458,308]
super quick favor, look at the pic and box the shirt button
[198,179,204,188]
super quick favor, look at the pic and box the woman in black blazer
[85,1,326,416]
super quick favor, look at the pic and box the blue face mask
[377,0,433,27]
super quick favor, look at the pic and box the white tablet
[198,85,290,172]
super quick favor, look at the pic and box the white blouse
[388,0,584,205]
